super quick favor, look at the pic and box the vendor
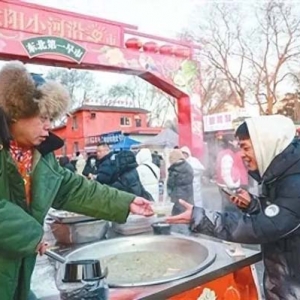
[0,61,153,300]
[167,115,300,300]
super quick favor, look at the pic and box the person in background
[91,142,118,184]
[82,153,98,178]
[75,151,86,175]
[136,148,160,202]
[216,135,248,211]
[0,61,153,300]
[58,156,76,173]
[181,146,205,207]
[151,150,161,168]
[167,115,300,300]
[111,150,153,201]
[167,149,194,216]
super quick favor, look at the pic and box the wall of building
[82,111,147,137]
[53,109,151,157]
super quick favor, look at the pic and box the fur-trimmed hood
[0,61,70,120]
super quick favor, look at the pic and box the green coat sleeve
[0,199,43,257]
[52,162,135,223]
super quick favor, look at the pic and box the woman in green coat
[0,61,153,300]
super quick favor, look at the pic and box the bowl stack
[112,214,156,235]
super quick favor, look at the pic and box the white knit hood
[245,115,295,177]
[136,148,153,165]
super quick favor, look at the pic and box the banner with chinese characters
[0,2,122,46]
[85,131,124,146]
[100,131,124,145]
[203,112,235,132]
[0,0,204,156]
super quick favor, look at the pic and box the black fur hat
[0,61,70,121]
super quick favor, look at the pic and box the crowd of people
[58,143,206,217]
[1,59,300,300]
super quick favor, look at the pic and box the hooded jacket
[190,115,300,300]
[181,146,205,206]
[75,154,86,176]
[136,149,160,202]
[0,134,135,300]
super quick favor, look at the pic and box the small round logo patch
[264,204,280,217]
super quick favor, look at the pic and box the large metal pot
[60,235,216,287]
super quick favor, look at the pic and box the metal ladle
[45,249,107,283]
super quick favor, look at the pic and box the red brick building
[52,105,161,156]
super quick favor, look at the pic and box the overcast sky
[25,0,198,37]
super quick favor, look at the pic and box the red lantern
[174,47,191,58]
[159,45,173,55]
[143,42,158,53]
[125,38,142,50]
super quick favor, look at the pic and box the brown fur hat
[169,149,185,165]
[0,61,70,121]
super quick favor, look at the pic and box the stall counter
[31,233,262,300]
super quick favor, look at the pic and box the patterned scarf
[9,141,33,205]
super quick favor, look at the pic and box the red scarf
[9,141,33,205]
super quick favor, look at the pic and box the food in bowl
[150,202,174,217]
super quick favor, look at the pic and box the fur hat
[0,61,70,121]
[169,149,185,165]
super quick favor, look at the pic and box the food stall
[0,2,262,299]
[32,211,262,300]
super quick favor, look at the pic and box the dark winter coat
[167,160,194,214]
[152,152,161,168]
[82,155,98,177]
[112,151,152,200]
[95,152,118,185]
[59,156,76,173]
[191,140,300,300]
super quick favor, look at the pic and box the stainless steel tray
[48,210,95,224]
[62,235,216,287]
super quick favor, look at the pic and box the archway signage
[0,0,204,155]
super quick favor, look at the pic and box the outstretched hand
[130,197,154,217]
[166,199,193,224]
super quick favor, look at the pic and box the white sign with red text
[203,112,235,132]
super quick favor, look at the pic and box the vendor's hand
[230,189,251,209]
[36,241,48,256]
[130,197,154,217]
[166,199,193,224]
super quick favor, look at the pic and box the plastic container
[112,214,155,235]
[150,202,174,217]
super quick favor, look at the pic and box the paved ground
[201,183,265,299]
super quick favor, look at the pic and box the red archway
[0,0,204,155]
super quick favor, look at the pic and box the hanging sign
[22,36,86,63]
